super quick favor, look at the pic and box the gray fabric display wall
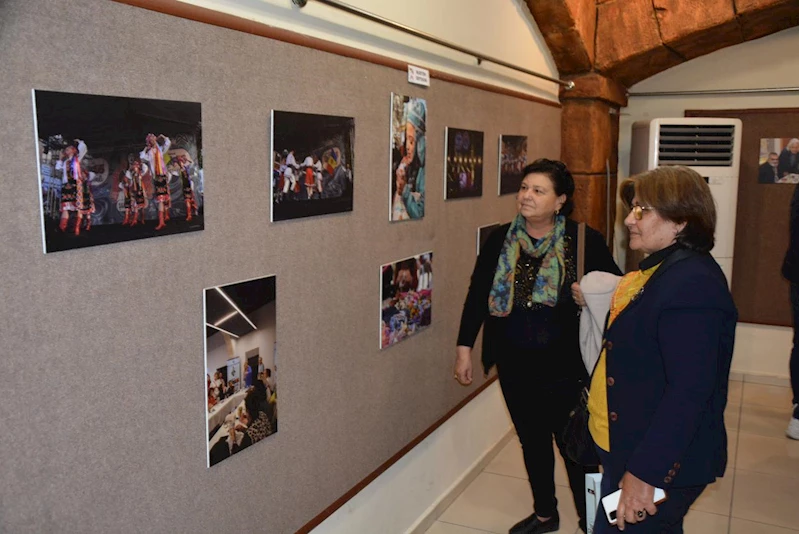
[0,0,561,532]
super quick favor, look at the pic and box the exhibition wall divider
[0,0,561,532]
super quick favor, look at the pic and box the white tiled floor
[426,381,799,534]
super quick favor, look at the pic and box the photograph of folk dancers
[34,89,203,253]
[271,110,354,222]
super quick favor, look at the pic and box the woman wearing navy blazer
[586,166,737,533]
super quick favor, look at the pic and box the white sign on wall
[407,65,430,87]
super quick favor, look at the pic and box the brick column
[559,73,627,243]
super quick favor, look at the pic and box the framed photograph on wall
[758,137,799,183]
[204,275,277,468]
[444,127,484,199]
[270,110,355,221]
[498,134,527,195]
[390,93,427,221]
[476,222,501,255]
[33,89,203,253]
[380,252,433,349]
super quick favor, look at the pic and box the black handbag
[560,222,600,466]
[561,382,600,465]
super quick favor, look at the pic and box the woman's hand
[616,471,659,530]
[454,346,473,385]
[571,282,587,307]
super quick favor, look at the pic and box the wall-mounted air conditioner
[630,118,742,286]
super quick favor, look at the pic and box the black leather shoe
[508,511,560,534]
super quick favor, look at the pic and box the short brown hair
[620,166,716,253]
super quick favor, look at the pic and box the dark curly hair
[520,158,575,217]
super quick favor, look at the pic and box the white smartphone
[601,487,667,525]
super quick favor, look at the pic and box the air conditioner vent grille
[657,124,735,167]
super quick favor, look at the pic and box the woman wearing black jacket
[454,159,620,534]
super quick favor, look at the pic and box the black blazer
[600,248,737,489]
[457,219,620,374]
[759,162,779,183]
[778,148,799,178]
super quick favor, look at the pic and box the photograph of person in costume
[445,127,484,199]
[54,139,95,236]
[204,275,277,468]
[380,252,433,349]
[140,133,172,230]
[499,135,528,195]
[390,94,426,221]
[34,89,203,253]
[270,110,355,222]
[168,151,198,222]
[124,158,149,226]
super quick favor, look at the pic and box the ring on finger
[636,511,645,519]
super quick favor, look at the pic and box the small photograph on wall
[33,90,203,254]
[445,127,484,199]
[498,135,528,195]
[380,252,433,349]
[271,110,355,221]
[759,138,799,183]
[390,93,427,221]
[204,275,277,468]
[477,222,501,255]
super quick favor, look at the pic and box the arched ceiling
[527,0,799,88]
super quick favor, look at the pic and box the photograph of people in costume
[380,252,433,349]
[204,275,277,468]
[34,90,203,253]
[759,137,799,183]
[270,110,354,222]
[445,127,484,199]
[390,94,427,221]
[498,134,528,195]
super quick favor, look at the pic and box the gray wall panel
[0,1,561,532]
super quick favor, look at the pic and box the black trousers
[496,353,597,520]
[789,283,799,410]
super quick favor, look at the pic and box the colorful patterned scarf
[488,213,566,316]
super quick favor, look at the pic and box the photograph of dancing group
[390,94,427,221]
[445,127,484,199]
[34,90,203,253]
[759,137,799,183]
[271,110,355,222]
[204,275,277,468]
[380,252,433,349]
[498,134,528,195]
